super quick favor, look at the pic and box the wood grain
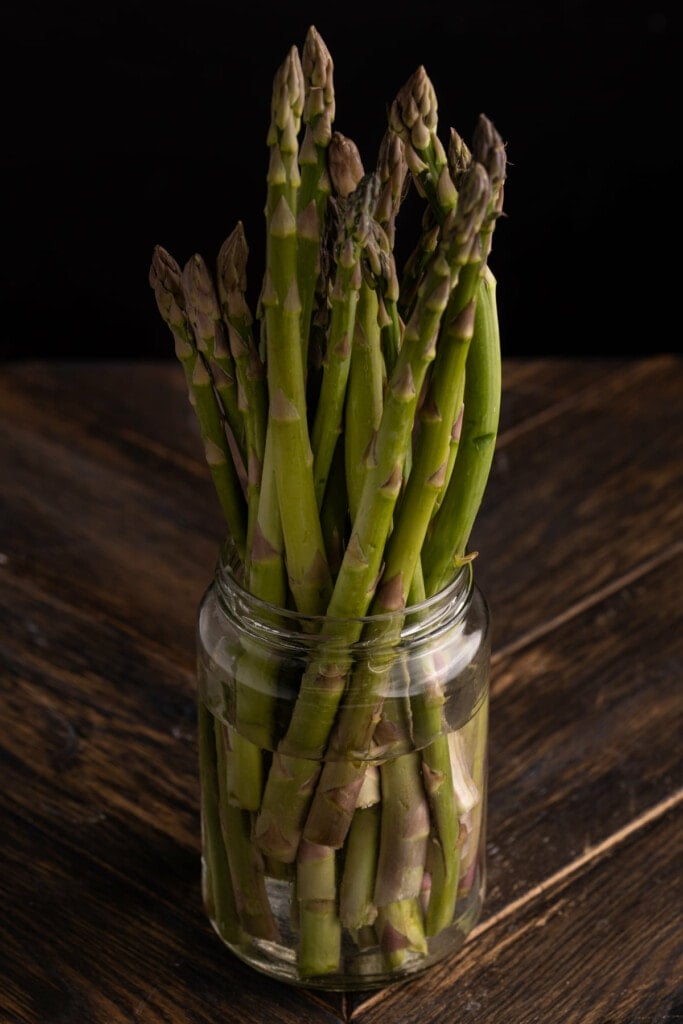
[472,355,683,647]
[351,804,683,1024]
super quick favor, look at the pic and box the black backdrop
[2,0,679,361]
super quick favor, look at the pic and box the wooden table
[2,356,682,1023]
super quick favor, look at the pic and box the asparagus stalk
[344,278,385,522]
[149,245,247,559]
[375,128,409,250]
[272,214,468,856]
[389,66,457,218]
[374,748,430,906]
[214,722,280,941]
[217,227,287,782]
[422,266,502,594]
[181,251,245,465]
[217,223,269,576]
[263,45,332,616]
[324,169,490,620]
[376,899,428,969]
[311,172,378,507]
[197,700,242,944]
[296,840,342,976]
[364,221,402,378]
[298,26,335,367]
[339,803,380,931]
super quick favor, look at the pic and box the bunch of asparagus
[150,25,505,981]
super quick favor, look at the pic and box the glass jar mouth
[214,538,474,648]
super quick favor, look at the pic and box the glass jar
[196,543,490,991]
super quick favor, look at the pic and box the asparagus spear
[181,251,245,465]
[389,66,458,218]
[375,128,409,250]
[197,700,242,944]
[263,45,332,616]
[296,840,342,976]
[328,130,365,200]
[149,245,247,559]
[422,265,502,594]
[214,722,279,941]
[339,803,380,932]
[311,171,379,507]
[216,223,269,576]
[364,221,402,378]
[298,26,335,367]
[344,275,385,522]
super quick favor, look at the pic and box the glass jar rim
[214,538,475,646]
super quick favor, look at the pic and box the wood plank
[497,356,632,437]
[471,354,683,646]
[0,386,223,665]
[1,809,346,1024]
[3,357,630,457]
[2,360,205,464]
[484,550,683,914]
[0,574,201,847]
[351,804,683,1024]
[0,576,347,1023]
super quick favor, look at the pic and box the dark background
[1,0,680,361]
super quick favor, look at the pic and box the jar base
[206,870,485,992]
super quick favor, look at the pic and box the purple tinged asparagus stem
[389,68,453,326]
[421,114,506,591]
[181,252,246,469]
[149,245,247,561]
[372,738,431,967]
[326,132,387,519]
[364,222,402,378]
[376,899,428,969]
[216,223,268,578]
[217,226,287,766]
[373,725,431,907]
[397,121,504,934]
[375,128,410,250]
